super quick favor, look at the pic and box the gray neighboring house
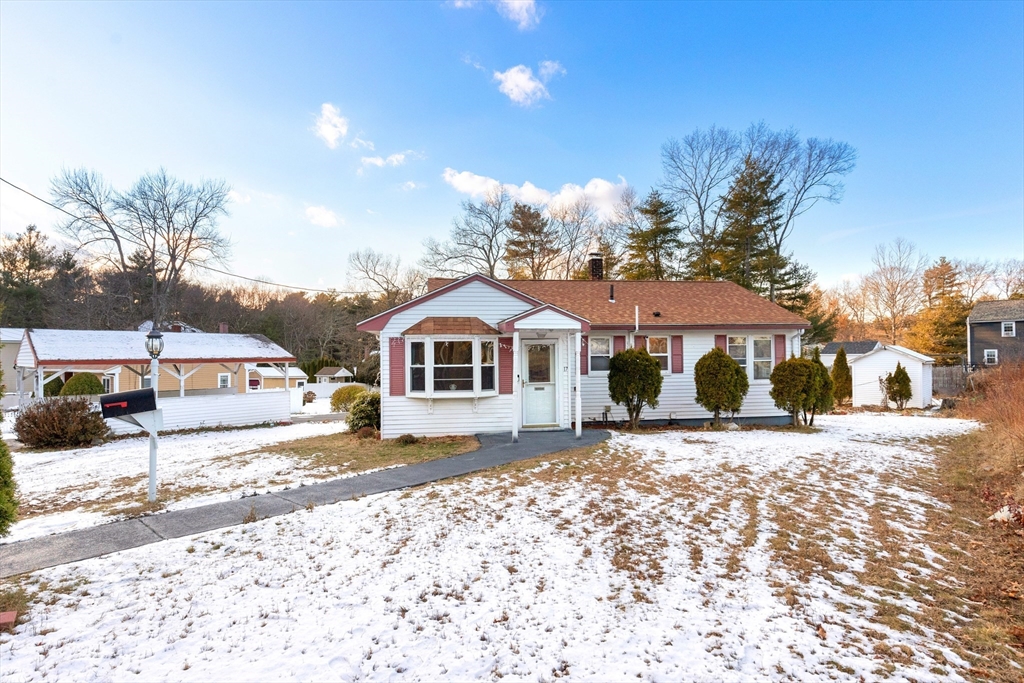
[968,299,1024,368]
[819,340,881,369]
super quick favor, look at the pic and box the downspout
[635,305,639,332]
[966,316,971,367]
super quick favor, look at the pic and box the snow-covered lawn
[1,414,982,681]
[4,420,350,543]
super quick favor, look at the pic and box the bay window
[407,337,498,396]
[647,336,669,371]
[728,336,747,369]
[753,336,773,380]
[589,337,611,371]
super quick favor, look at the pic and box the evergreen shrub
[346,391,381,432]
[770,357,816,426]
[607,348,663,429]
[830,347,852,405]
[0,439,16,537]
[693,348,749,425]
[59,373,105,396]
[886,362,913,410]
[14,397,110,448]
[331,384,365,412]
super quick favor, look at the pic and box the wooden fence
[932,366,967,395]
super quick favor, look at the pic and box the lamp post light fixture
[144,328,164,502]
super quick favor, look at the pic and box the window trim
[405,335,500,399]
[1002,321,1016,337]
[984,348,999,365]
[752,335,773,381]
[589,336,612,373]
[217,372,231,389]
[727,335,748,370]
[646,335,670,373]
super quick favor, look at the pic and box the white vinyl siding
[850,349,932,409]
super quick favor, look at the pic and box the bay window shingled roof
[403,317,500,336]
[425,278,809,328]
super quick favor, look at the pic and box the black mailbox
[100,388,157,419]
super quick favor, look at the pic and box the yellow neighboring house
[247,365,308,391]
[14,328,297,402]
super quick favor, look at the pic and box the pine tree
[831,347,852,405]
[907,257,969,364]
[619,190,682,280]
[808,348,834,426]
[503,203,558,279]
[886,362,913,410]
[718,156,784,296]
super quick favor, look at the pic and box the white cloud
[350,137,375,150]
[313,103,348,149]
[305,205,341,228]
[538,60,565,82]
[493,65,549,106]
[227,190,251,204]
[361,152,408,168]
[442,168,628,221]
[495,0,541,30]
[401,181,420,191]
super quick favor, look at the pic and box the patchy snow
[294,397,339,416]
[0,414,982,681]
[4,420,349,543]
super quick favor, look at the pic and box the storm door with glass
[522,341,557,426]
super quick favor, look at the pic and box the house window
[296,380,306,389]
[434,341,474,392]
[141,376,152,389]
[647,336,669,371]
[410,341,426,392]
[481,340,495,391]
[984,349,998,365]
[1002,321,1016,337]
[218,373,231,389]
[102,376,112,393]
[728,336,748,369]
[589,337,611,371]
[753,336,773,380]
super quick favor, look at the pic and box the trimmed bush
[14,397,110,448]
[693,348,749,426]
[303,390,317,405]
[887,362,913,410]
[43,377,64,397]
[395,434,419,445]
[0,439,16,537]
[346,391,381,432]
[830,347,852,406]
[331,384,366,412]
[608,348,663,429]
[807,348,834,426]
[770,357,816,426]
[59,373,105,396]
[355,426,377,440]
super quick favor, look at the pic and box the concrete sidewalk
[0,429,608,579]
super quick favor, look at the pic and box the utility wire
[1,176,370,296]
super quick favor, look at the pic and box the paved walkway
[0,429,608,579]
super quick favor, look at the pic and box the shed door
[523,342,557,426]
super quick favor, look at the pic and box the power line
[0,175,370,296]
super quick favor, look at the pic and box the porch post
[284,361,290,390]
[512,330,520,443]
[36,366,43,398]
[574,331,582,439]
[178,365,186,397]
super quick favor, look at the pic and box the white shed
[849,345,934,409]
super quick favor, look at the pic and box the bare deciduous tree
[550,197,598,279]
[348,248,425,308]
[862,238,927,344]
[994,258,1024,299]
[421,188,513,278]
[52,167,230,329]
[954,258,994,304]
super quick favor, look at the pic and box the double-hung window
[647,336,669,371]
[218,373,231,389]
[728,336,747,370]
[1002,321,1016,337]
[984,349,998,365]
[407,337,498,396]
[589,337,611,371]
[752,336,773,380]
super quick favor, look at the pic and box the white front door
[523,341,557,426]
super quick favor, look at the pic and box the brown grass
[958,362,1024,500]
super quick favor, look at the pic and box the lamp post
[144,329,164,502]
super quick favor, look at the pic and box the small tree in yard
[693,348,749,426]
[14,397,110,448]
[346,391,381,432]
[0,439,16,536]
[807,348,834,426]
[830,347,852,406]
[608,348,663,429]
[59,373,105,396]
[770,357,816,426]
[886,362,913,410]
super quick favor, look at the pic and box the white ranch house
[357,266,810,440]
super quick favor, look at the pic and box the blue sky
[1,1,1021,291]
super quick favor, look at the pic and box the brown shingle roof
[426,278,808,328]
[403,317,501,336]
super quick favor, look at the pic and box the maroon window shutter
[671,335,683,373]
[715,335,727,351]
[613,335,626,354]
[634,335,646,350]
[498,337,513,394]
[580,335,589,375]
[775,334,787,364]
[389,337,405,396]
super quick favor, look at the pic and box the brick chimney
[588,252,603,281]
[219,322,229,334]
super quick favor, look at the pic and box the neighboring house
[1,328,25,410]
[247,365,308,391]
[14,329,296,402]
[315,367,355,384]
[849,345,934,409]
[967,299,1024,368]
[819,340,881,369]
[355,261,809,439]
